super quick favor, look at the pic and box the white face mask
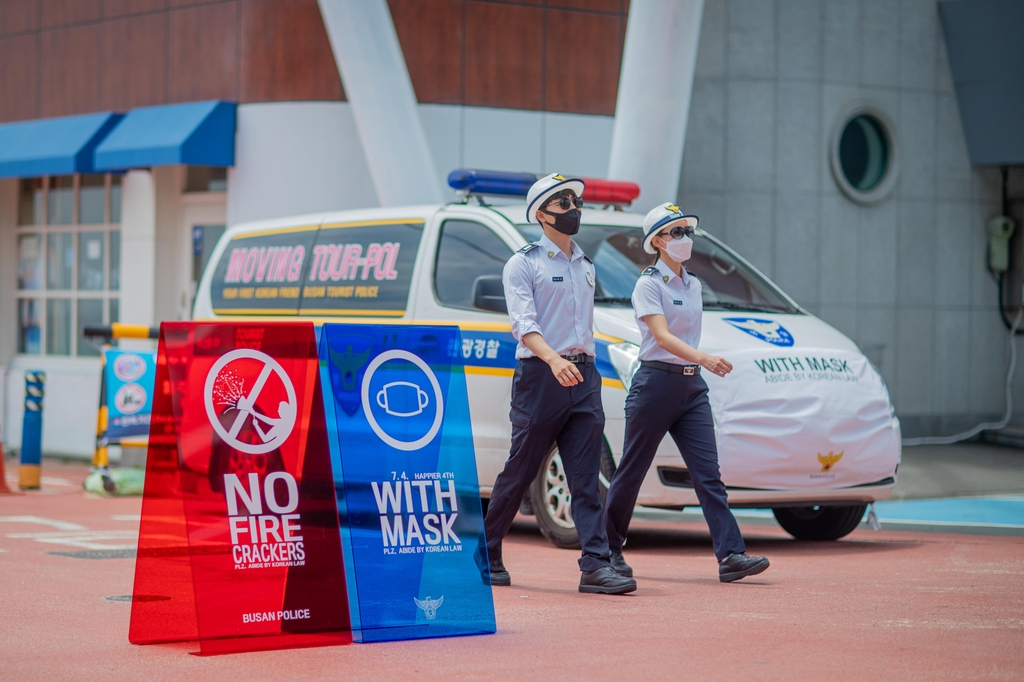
[662,235,693,262]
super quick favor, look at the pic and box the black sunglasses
[543,191,583,211]
[659,224,695,240]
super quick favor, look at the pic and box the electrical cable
[903,307,1023,446]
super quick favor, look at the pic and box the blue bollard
[20,370,45,490]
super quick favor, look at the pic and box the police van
[193,169,901,548]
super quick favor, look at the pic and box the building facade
[0,0,1017,456]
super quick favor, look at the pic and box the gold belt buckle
[683,365,697,376]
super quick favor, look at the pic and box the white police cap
[642,202,699,254]
[526,173,585,224]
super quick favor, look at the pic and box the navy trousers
[485,358,611,573]
[604,366,745,562]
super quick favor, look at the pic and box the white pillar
[317,0,445,206]
[119,169,157,329]
[608,0,705,213]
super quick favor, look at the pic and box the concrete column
[317,0,445,206]
[119,170,157,329]
[151,166,184,323]
[608,0,705,213]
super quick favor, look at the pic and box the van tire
[772,505,867,541]
[530,440,617,550]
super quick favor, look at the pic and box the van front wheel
[772,505,867,541]
[530,441,617,550]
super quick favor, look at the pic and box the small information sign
[103,348,157,441]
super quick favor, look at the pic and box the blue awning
[0,112,123,178]
[94,100,236,170]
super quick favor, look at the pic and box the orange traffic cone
[0,417,12,494]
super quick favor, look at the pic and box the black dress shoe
[474,544,511,586]
[718,553,770,582]
[609,552,633,577]
[579,566,637,594]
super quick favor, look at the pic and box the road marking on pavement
[5,529,138,551]
[4,475,76,486]
[1,517,139,550]
[111,515,141,522]
[0,516,87,531]
[882,618,1024,630]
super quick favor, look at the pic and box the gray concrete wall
[678,0,1012,437]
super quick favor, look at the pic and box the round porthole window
[830,105,897,205]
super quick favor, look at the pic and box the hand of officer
[549,356,584,386]
[701,354,733,377]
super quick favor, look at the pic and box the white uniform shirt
[632,258,703,364]
[502,233,596,359]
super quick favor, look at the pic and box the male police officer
[476,173,637,595]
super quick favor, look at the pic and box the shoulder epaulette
[582,254,593,264]
[641,266,659,276]
[517,243,540,255]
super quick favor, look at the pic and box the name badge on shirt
[552,276,564,282]
[673,300,683,305]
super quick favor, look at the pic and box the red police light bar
[579,177,641,206]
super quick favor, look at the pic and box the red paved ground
[2,460,1022,681]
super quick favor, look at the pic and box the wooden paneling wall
[239,0,344,103]
[391,0,628,114]
[0,0,627,123]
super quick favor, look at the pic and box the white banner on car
[704,348,901,491]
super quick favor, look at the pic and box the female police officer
[603,202,770,583]
[476,173,636,595]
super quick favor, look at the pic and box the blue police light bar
[447,168,536,197]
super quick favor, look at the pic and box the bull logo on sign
[414,595,444,620]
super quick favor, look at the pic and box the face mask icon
[376,381,430,418]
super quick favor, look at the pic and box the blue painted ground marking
[653,496,1024,530]
[872,496,1024,528]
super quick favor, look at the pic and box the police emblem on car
[723,317,795,347]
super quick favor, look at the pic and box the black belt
[523,354,595,364]
[561,354,595,364]
[641,360,700,375]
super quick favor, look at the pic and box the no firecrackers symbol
[204,349,298,455]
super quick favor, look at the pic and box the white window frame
[15,173,122,358]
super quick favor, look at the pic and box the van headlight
[607,342,641,391]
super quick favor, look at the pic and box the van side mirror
[472,275,507,314]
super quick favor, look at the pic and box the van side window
[434,220,513,310]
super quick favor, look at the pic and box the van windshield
[515,223,800,314]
